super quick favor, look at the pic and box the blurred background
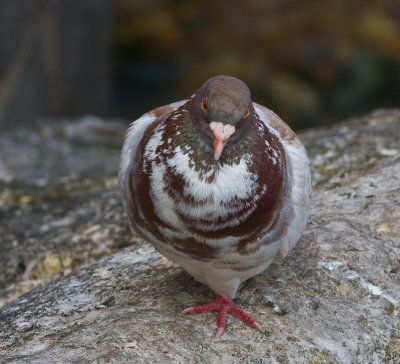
[1,0,400,131]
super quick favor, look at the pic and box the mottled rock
[0,110,399,363]
[0,117,129,307]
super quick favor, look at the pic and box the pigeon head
[191,76,255,160]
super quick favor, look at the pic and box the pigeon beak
[209,122,236,160]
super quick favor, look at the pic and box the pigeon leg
[182,294,262,337]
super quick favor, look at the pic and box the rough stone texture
[0,0,112,129]
[0,116,129,306]
[0,110,399,363]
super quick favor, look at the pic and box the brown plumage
[119,75,311,337]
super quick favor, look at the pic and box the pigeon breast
[120,101,293,269]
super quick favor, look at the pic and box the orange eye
[201,98,207,112]
[243,110,250,118]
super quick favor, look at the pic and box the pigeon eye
[243,110,250,118]
[201,98,207,112]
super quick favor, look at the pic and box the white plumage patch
[168,147,257,220]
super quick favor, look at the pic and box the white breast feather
[168,148,257,219]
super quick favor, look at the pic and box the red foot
[182,295,262,337]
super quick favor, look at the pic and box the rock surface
[0,110,399,363]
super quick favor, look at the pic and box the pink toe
[182,295,262,337]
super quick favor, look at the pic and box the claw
[253,321,263,331]
[181,307,194,314]
[215,327,225,338]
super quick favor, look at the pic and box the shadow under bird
[119,75,311,337]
